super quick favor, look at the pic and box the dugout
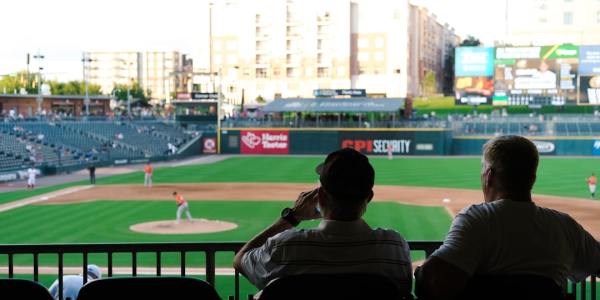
[260,97,406,127]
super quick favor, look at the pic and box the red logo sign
[241,130,289,154]
[203,138,217,153]
[341,139,412,154]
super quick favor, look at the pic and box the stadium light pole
[82,53,94,117]
[33,52,44,116]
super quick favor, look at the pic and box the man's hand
[291,188,322,221]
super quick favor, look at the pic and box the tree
[255,95,265,103]
[0,71,37,94]
[48,80,101,95]
[460,35,482,47]
[422,71,437,96]
[111,82,149,104]
[443,48,455,96]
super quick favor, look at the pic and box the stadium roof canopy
[261,98,405,113]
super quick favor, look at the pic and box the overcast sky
[0,0,505,81]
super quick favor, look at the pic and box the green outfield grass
[89,156,600,199]
[0,200,451,265]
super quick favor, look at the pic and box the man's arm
[415,256,470,300]
[233,188,321,275]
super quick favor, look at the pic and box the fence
[0,241,595,300]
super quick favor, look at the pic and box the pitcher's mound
[130,219,238,234]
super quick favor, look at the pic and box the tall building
[85,51,180,101]
[208,0,457,104]
[408,5,460,96]
[506,0,600,46]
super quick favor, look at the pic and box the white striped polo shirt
[241,219,412,291]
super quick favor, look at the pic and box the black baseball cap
[315,148,375,200]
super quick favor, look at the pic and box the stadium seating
[0,278,54,300]
[76,277,221,300]
[256,273,412,300]
[0,121,193,174]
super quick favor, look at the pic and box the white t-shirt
[241,219,412,292]
[432,199,600,287]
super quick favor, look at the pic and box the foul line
[0,185,93,213]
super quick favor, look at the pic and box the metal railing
[1,241,595,299]
[0,241,445,300]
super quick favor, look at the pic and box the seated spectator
[233,148,412,294]
[48,264,102,300]
[415,135,600,300]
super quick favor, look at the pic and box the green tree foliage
[443,48,455,95]
[111,82,149,104]
[0,71,101,95]
[0,71,37,94]
[422,71,437,96]
[460,36,482,47]
[48,80,101,95]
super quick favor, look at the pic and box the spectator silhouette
[415,135,600,300]
[233,148,412,294]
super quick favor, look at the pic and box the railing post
[181,251,186,276]
[206,251,216,286]
[83,252,88,284]
[108,251,113,277]
[58,253,63,300]
[8,253,13,278]
[132,251,137,276]
[156,251,161,276]
[33,253,39,282]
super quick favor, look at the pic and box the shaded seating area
[256,273,412,300]
[0,278,53,300]
[76,277,221,300]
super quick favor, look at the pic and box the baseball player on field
[144,162,153,188]
[173,191,193,224]
[27,166,38,189]
[587,173,597,199]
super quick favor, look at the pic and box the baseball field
[1,155,600,298]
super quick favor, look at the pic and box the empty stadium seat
[256,273,412,300]
[76,276,221,300]
[0,278,53,300]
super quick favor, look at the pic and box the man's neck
[488,191,533,203]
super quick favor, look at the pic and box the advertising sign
[455,47,495,76]
[579,75,600,104]
[493,45,578,106]
[454,47,495,105]
[532,140,556,155]
[202,137,217,154]
[579,46,600,75]
[593,141,600,156]
[240,130,289,154]
[191,92,218,100]
[339,132,414,155]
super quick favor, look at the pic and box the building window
[375,52,384,61]
[358,38,368,48]
[375,37,384,48]
[286,67,298,78]
[306,67,313,76]
[358,67,367,75]
[256,68,267,78]
[563,11,573,25]
[255,14,261,23]
[337,66,345,76]
[539,17,548,23]
[597,11,600,23]
[227,41,237,51]
[358,52,369,62]
[317,67,330,78]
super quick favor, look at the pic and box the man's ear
[484,167,494,188]
[366,190,374,203]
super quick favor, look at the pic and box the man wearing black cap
[233,148,412,293]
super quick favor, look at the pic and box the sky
[0,0,505,82]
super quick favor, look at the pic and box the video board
[454,44,600,106]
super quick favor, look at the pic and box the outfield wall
[217,128,600,156]
[219,128,452,155]
[453,136,600,156]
